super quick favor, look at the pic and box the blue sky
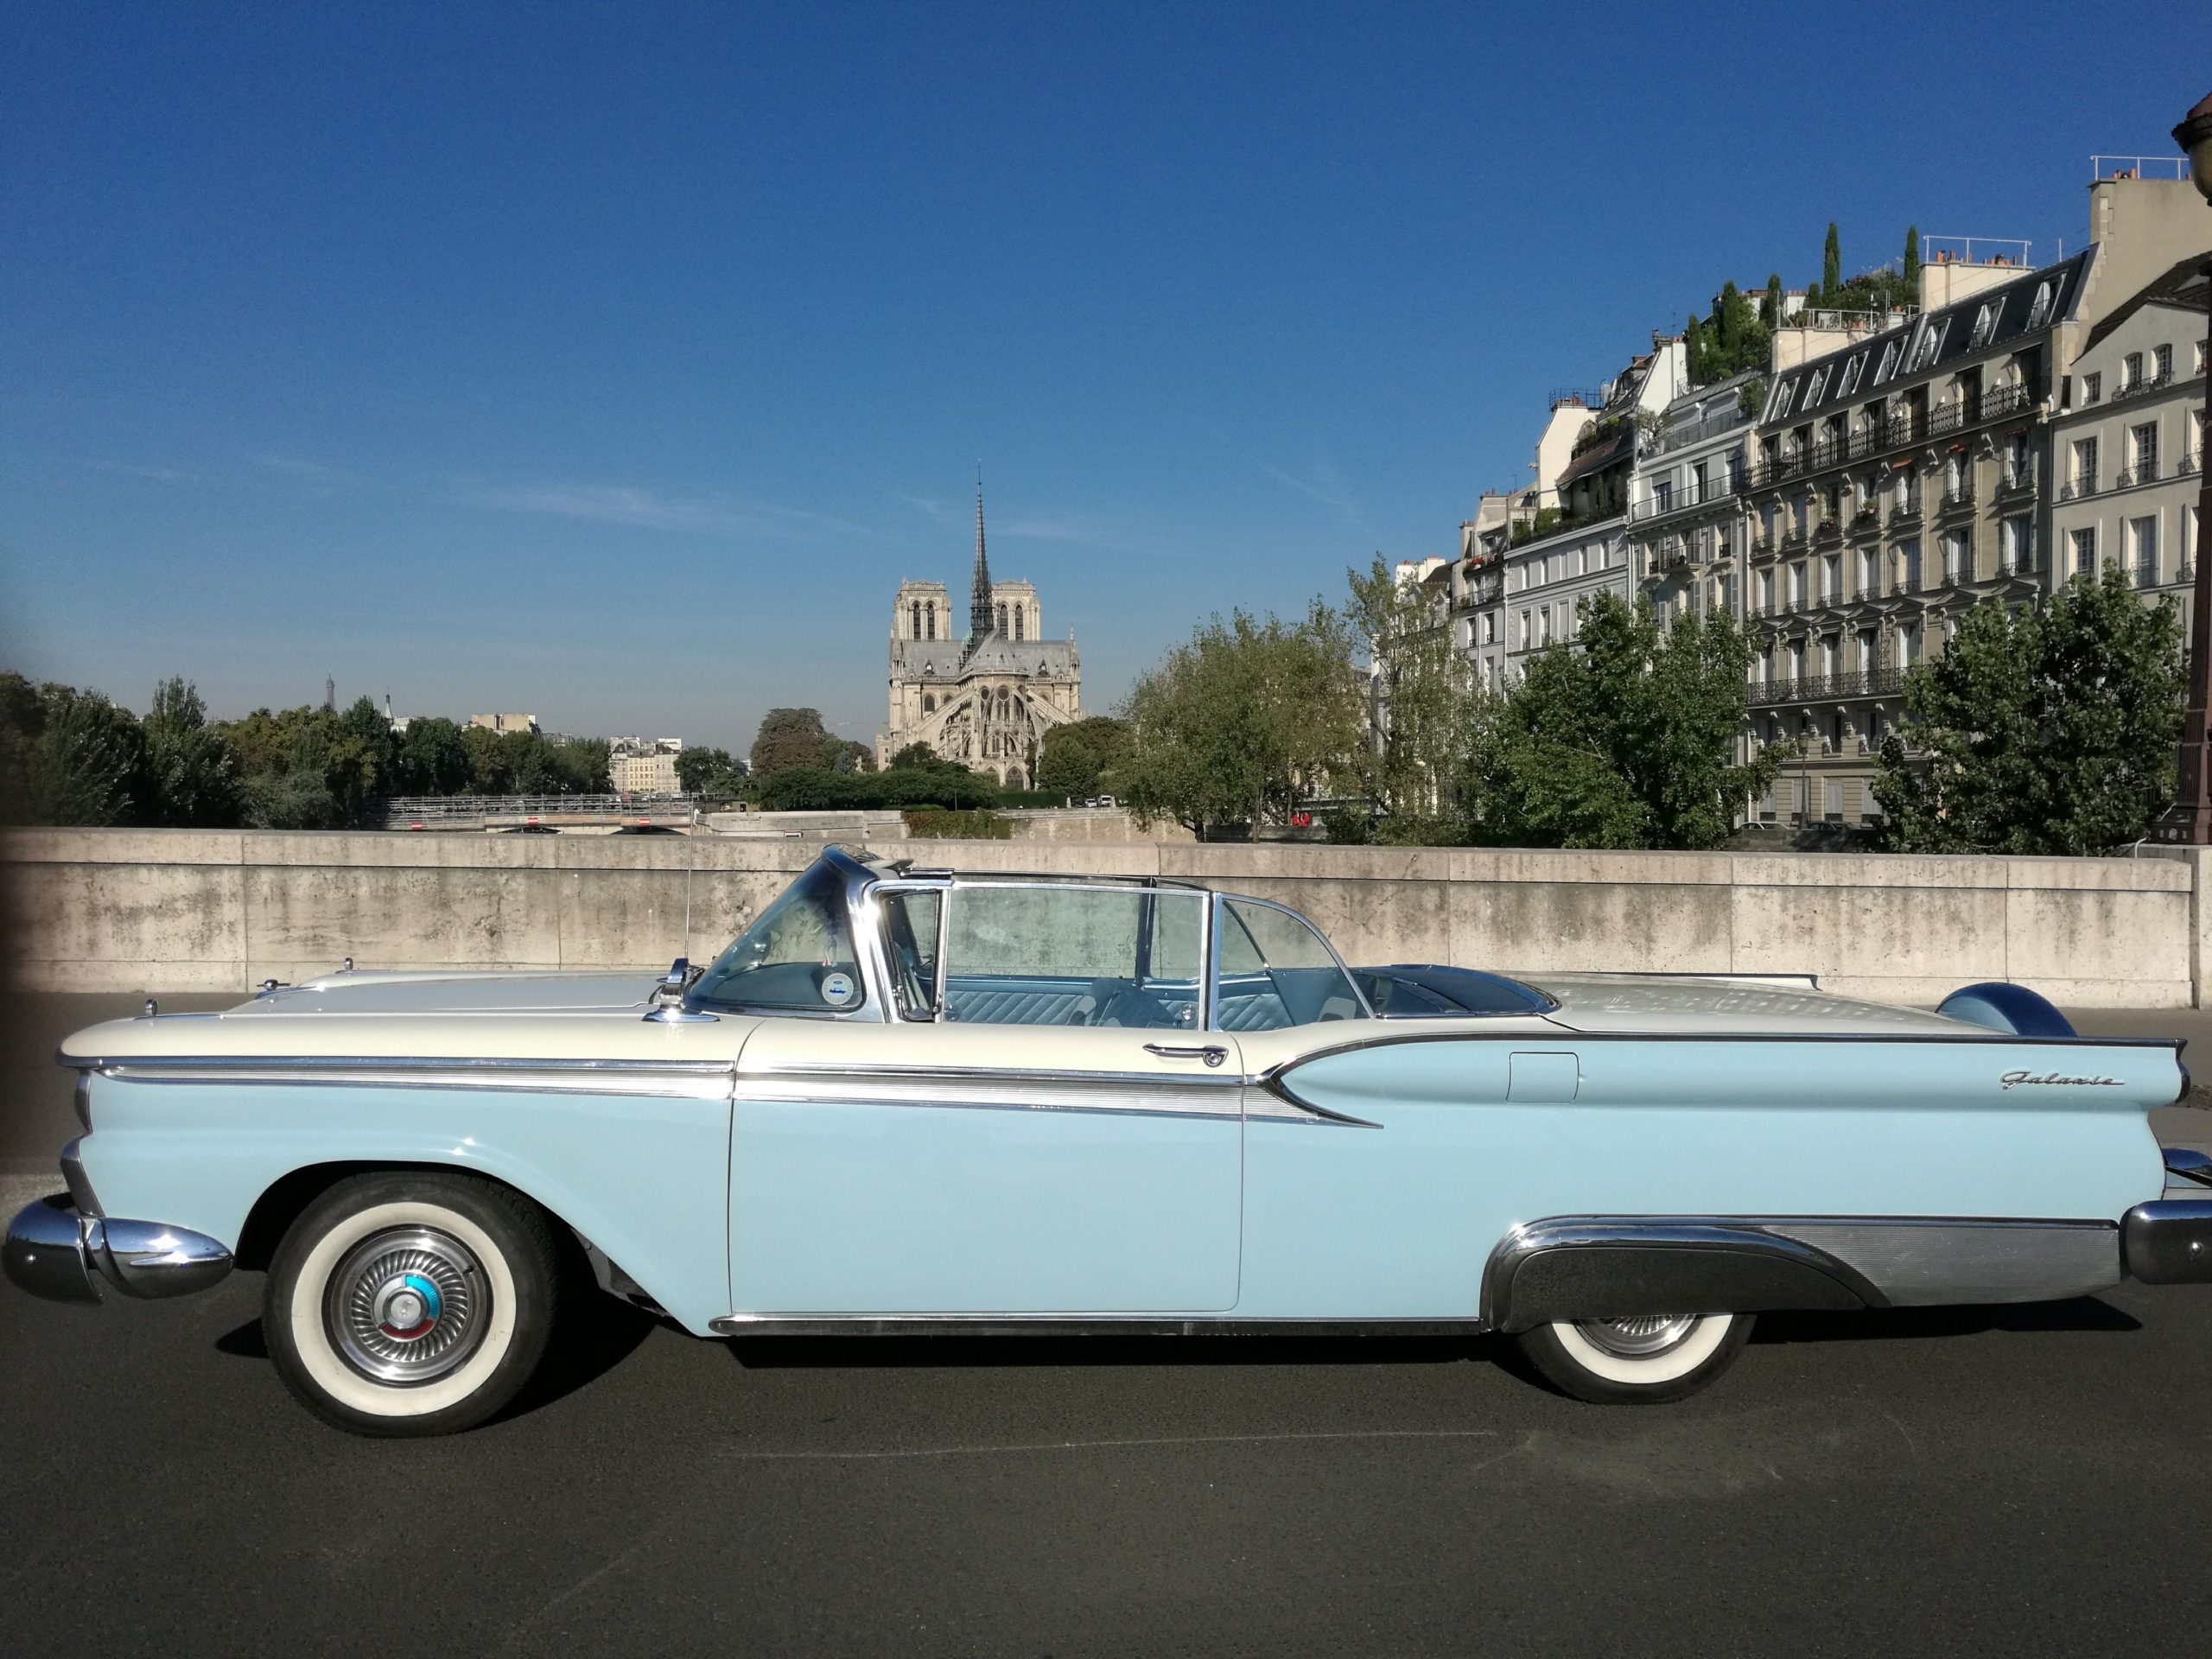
[3,3,2207,751]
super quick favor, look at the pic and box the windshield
[690,861,866,1014]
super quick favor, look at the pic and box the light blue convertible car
[8,847,2209,1434]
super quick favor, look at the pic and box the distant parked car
[8,847,2207,1435]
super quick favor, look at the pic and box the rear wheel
[265,1173,561,1436]
[1515,1311,1751,1403]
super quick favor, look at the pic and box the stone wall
[0,828,2196,1006]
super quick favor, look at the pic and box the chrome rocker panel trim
[711,1313,1483,1338]
[3,1196,234,1306]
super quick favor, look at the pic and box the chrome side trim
[84,1055,736,1101]
[1263,1028,2184,1086]
[711,1313,1482,1338]
[746,1059,1247,1090]
[733,1068,1247,1122]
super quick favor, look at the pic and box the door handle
[1144,1043,1229,1068]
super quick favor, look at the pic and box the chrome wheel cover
[1573,1313,1702,1359]
[325,1226,489,1385]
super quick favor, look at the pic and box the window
[1856,628,1878,672]
[2025,281,2056,331]
[1825,781,1844,821]
[1805,367,1829,406]
[1821,634,1840,677]
[2004,430,2031,486]
[2082,372,2102,405]
[1215,898,1363,1029]
[1726,451,1745,492]
[1969,303,1997,348]
[1942,528,1970,583]
[2130,516,2158,585]
[1788,563,1807,608]
[1840,354,1866,397]
[2155,344,2172,382]
[1906,319,1948,373]
[1822,553,1840,602]
[2070,525,2097,576]
[1900,539,1923,592]
[1875,339,1903,384]
[1858,546,1878,595]
[2002,515,2034,572]
[1770,378,1797,420]
[2073,435,2100,492]
[1653,478,1673,512]
[1480,611,1496,645]
[1901,621,1922,666]
[1518,610,1531,649]
[880,887,943,1020]
[691,860,867,1014]
[940,883,1204,1029]
[2122,351,2143,391]
[1792,493,1808,535]
[2132,421,2158,480]
[1757,568,1774,614]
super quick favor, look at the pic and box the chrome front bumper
[3,1195,233,1305]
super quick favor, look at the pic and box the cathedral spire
[968,467,995,652]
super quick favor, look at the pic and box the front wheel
[265,1173,561,1436]
[1515,1312,1752,1404]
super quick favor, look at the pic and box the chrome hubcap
[326,1227,488,1385]
[1574,1313,1701,1358]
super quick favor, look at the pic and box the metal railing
[1629,477,1739,521]
[1745,667,1904,708]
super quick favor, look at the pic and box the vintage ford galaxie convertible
[8,846,2210,1434]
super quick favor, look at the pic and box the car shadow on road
[1751,1296,2142,1344]
[213,1294,664,1421]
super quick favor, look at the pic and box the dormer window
[1875,339,1903,384]
[1839,353,1866,397]
[1805,368,1829,406]
[1769,378,1797,421]
[1968,302,1997,349]
[1906,319,1948,374]
[2024,281,2055,331]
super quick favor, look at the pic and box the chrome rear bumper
[3,1195,233,1305]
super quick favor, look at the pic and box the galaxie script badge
[1999,1069,2124,1090]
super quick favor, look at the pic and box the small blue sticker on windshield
[821,971,857,1007]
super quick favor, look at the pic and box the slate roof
[1764,248,2094,427]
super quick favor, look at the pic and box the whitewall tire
[1516,1312,1752,1403]
[266,1173,561,1436]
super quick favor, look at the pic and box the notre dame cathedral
[875,486,1080,786]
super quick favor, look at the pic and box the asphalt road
[4,993,2210,1656]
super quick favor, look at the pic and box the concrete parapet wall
[0,829,2196,1006]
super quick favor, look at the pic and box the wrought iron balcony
[1940,482,1976,511]
[1745,666,1904,708]
[1629,478,1740,522]
[2183,448,2203,476]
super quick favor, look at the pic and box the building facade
[1451,340,1687,690]
[2048,257,2207,636]
[609,737,684,796]
[1733,249,2092,828]
[875,490,1080,785]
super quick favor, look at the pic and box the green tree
[751,707,832,776]
[1121,602,1364,839]
[1344,556,1474,841]
[1903,223,1921,293]
[1761,272,1785,330]
[1870,568,2184,854]
[1467,594,1783,849]
[1036,716,1133,798]
[1822,222,1841,300]
[397,717,471,795]
[675,746,747,798]
[143,677,240,826]
[0,675,149,826]
[820,735,873,773]
[886,741,943,772]
[1691,281,1770,387]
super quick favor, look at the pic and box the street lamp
[2168,91,2212,842]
